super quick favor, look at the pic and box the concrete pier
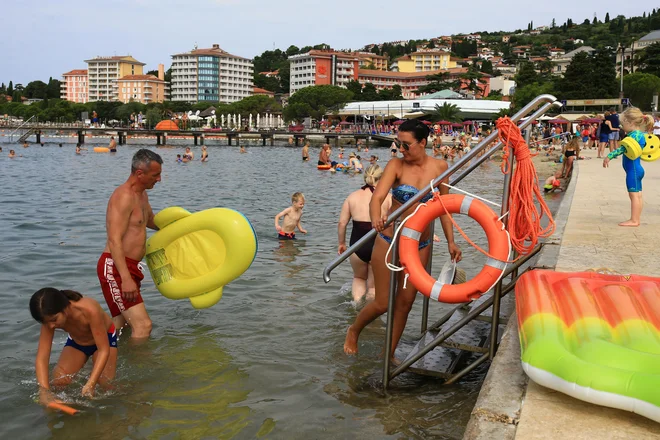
[465,148,660,439]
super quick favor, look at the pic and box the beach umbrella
[438,120,452,125]
[393,120,405,125]
[155,120,179,131]
[451,123,463,128]
[463,120,473,125]
[421,120,432,125]
[548,119,569,125]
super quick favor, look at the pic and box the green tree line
[0,95,282,126]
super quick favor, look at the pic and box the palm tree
[430,103,461,122]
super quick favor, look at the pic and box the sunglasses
[398,140,419,151]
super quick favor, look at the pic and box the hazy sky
[3,1,654,84]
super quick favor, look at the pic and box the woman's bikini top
[392,184,433,204]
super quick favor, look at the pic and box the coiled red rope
[496,117,556,255]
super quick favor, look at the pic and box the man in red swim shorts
[98,149,162,340]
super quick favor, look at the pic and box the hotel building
[170,44,253,103]
[395,50,457,72]
[289,50,360,94]
[117,64,168,104]
[85,56,145,101]
[60,69,88,103]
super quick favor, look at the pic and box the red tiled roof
[358,67,490,79]
[85,56,145,65]
[172,46,249,61]
[254,87,274,94]
[63,69,88,76]
[117,74,165,82]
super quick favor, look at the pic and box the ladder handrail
[322,94,561,282]
[8,116,36,141]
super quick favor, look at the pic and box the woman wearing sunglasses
[344,119,462,356]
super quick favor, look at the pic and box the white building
[552,46,595,76]
[489,77,516,96]
[170,44,253,103]
[84,56,145,102]
[616,30,660,73]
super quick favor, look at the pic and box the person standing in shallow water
[344,119,462,356]
[97,149,162,340]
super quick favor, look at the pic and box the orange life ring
[399,194,510,303]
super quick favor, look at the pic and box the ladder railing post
[420,221,435,334]
[383,220,401,390]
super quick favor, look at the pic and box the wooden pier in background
[2,126,396,147]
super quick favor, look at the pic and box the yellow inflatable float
[94,147,110,153]
[145,207,257,308]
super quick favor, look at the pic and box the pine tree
[643,12,646,18]
[552,18,556,28]
[7,81,13,95]
[592,16,598,24]
[0,83,5,94]
[531,20,534,29]
[605,12,610,23]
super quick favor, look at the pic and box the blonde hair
[620,107,654,132]
[363,164,383,186]
[567,137,581,150]
[291,192,304,203]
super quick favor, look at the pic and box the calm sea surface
[0,135,557,439]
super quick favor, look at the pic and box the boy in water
[176,154,183,163]
[29,288,118,405]
[543,170,563,193]
[274,192,307,239]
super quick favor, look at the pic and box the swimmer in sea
[9,149,16,158]
[109,136,117,153]
[30,288,118,405]
[239,145,247,154]
[76,145,82,155]
[302,141,310,161]
[183,147,194,160]
[201,146,208,162]
[176,154,183,163]
[23,142,29,148]
[274,192,307,240]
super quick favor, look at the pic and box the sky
[2,0,654,85]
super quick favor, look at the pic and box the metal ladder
[323,94,562,389]
[8,116,36,142]
[17,128,37,143]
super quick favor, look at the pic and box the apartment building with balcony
[396,50,458,72]
[117,64,168,104]
[170,44,253,103]
[60,69,88,103]
[85,56,145,101]
[289,50,359,94]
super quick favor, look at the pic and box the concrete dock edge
[462,162,579,440]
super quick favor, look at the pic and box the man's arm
[106,192,135,294]
[146,201,158,231]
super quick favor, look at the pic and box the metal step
[396,302,498,379]
[17,128,36,143]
